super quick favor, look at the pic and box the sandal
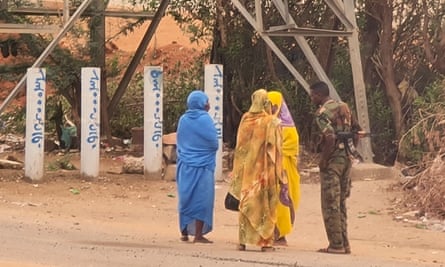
[274,237,288,246]
[238,244,246,251]
[317,246,347,254]
[261,246,275,252]
[193,237,213,244]
[180,235,189,242]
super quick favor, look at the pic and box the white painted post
[144,66,163,179]
[204,64,223,181]
[25,68,46,182]
[80,67,101,179]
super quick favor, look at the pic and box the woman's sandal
[274,237,288,246]
[261,246,275,252]
[180,235,189,242]
[238,244,246,251]
[317,246,347,254]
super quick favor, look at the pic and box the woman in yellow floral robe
[268,91,301,246]
[229,89,282,251]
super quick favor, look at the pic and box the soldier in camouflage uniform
[309,81,361,254]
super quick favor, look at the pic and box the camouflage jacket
[315,99,353,136]
[315,99,360,155]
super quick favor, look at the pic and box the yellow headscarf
[267,91,283,117]
[248,89,271,113]
[268,90,295,127]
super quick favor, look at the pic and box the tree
[356,0,444,163]
[422,0,445,75]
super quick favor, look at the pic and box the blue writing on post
[212,65,223,140]
[150,69,162,147]
[30,69,46,148]
[87,69,100,149]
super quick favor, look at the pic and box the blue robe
[176,91,218,236]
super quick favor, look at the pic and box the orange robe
[229,107,282,247]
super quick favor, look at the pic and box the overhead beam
[266,26,353,37]
[231,0,374,161]
[8,8,156,19]
[324,0,354,31]
[107,0,170,117]
[0,0,94,114]
[231,0,310,93]
[0,23,60,34]
[271,0,341,100]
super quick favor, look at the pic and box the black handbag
[224,192,239,211]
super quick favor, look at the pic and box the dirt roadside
[0,151,444,267]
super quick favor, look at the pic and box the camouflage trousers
[320,154,352,250]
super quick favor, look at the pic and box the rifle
[336,131,372,140]
[335,131,372,161]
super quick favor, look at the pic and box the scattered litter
[11,201,42,207]
[69,188,80,195]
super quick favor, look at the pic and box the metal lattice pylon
[231,0,374,162]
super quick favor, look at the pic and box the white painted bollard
[143,66,163,179]
[25,68,46,182]
[80,67,101,179]
[204,64,223,181]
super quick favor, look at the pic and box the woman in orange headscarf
[229,89,282,252]
[268,91,301,246]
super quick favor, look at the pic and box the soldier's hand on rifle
[356,130,366,138]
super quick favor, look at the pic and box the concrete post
[204,64,224,181]
[81,67,101,179]
[25,68,46,182]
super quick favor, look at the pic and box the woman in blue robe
[176,90,218,243]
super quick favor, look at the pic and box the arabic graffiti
[211,65,223,140]
[150,69,162,147]
[30,69,46,147]
[86,69,100,149]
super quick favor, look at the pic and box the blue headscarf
[176,90,218,169]
[186,90,208,111]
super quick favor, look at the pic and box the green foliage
[47,154,76,171]
[399,79,445,163]
[166,0,215,43]
[45,96,72,133]
[330,44,354,98]
[163,56,205,133]
[0,107,26,135]
[330,43,397,165]
[366,88,397,165]
[109,73,144,139]
[108,53,206,138]
[107,56,121,77]
[267,80,313,143]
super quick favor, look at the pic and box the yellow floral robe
[229,102,282,247]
